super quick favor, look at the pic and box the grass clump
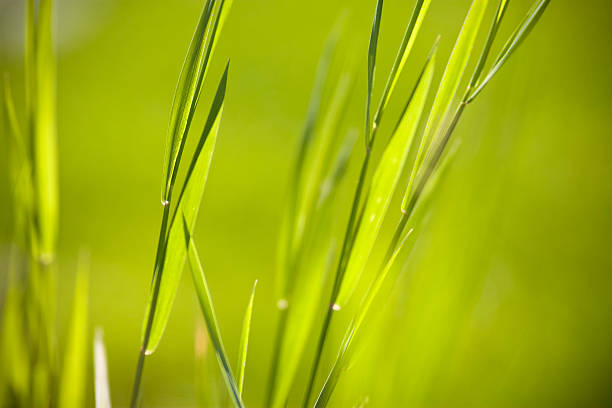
[1,0,550,406]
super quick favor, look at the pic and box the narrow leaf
[315,231,413,408]
[270,130,356,408]
[183,217,244,408]
[372,0,432,132]
[161,0,233,203]
[276,24,342,301]
[403,0,489,211]
[336,45,436,308]
[32,0,58,263]
[467,0,550,102]
[94,329,112,408]
[143,63,228,353]
[59,253,89,408]
[236,280,257,396]
[365,0,383,147]
[466,0,509,93]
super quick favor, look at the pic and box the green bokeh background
[1,0,611,406]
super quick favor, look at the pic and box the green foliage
[184,216,244,408]
[236,280,257,396]
[141,62,228,355]
[58,255,89,408]
[161,0,234,204]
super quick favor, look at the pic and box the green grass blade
[365,0,383,147]
[270,131,355,408]
[161,0,233,203]
[336,45,436,308]
[94,329,112,408]
[402,0,488,212]
[275,25,342,302]
[272,241,338,408]
[291,69,354,282]
[466,0,509,93]
[372,0,432,133]
[32,0,58,263]
[58,253,89,408]
[237,280,257,396]
[143,63,228,353]
[315,231,413,408]
[0,252,30,402]
[183,217,244,408]
[467,0,550,102]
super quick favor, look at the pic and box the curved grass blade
[237,280,257,396]
[142,63,228,354]
[372,0,432,133]
[467,0,550,102]
[336,45,436,308]
[402,0,488,211]
[276,23,341,302]
[365,0,383,147]
[183,217,244,408]
[270,132,355,408]
[315,230,413,408]
[161,0,233,204]
[94,329,112,408]
[32,0,58,263]
[58,253,89,408]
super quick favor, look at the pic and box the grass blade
[270,131,356,408]
[58,253,89,408]
[365,0,383,147]
[143,63,228,354]
[275,23,342,302]
[372,0,432,133]
[467,0,551,102]
[161,0,233,203]
[403,0,489,211]
[237,280,257,396]
[32,0,58,263]
[315,231,413,408]
[336,44,436,308]
[466,0,509,93]
[0,251,30,403]
[94,329,112,408]
[183,217,244,408]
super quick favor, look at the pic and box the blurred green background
[1,0,611,406]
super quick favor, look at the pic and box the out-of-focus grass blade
[143,63,228,353]
[403,0,488,211]
[372,0,432,132]
[292,69,354,275]
[272,241,337,408]
[315,231,413,408]
[0,251,30,403]
[365,0,383,147]
[183,217,244,408]
[161,0,233,203]
[276,23,340,302]
[271,131,355,408]
[94,328,112,408]
[31,0,58,263]
[336,45,436,308]
[3,75,33,247]
[236,280,257,396]
[467,0,550,102]
[58,253,89,408]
